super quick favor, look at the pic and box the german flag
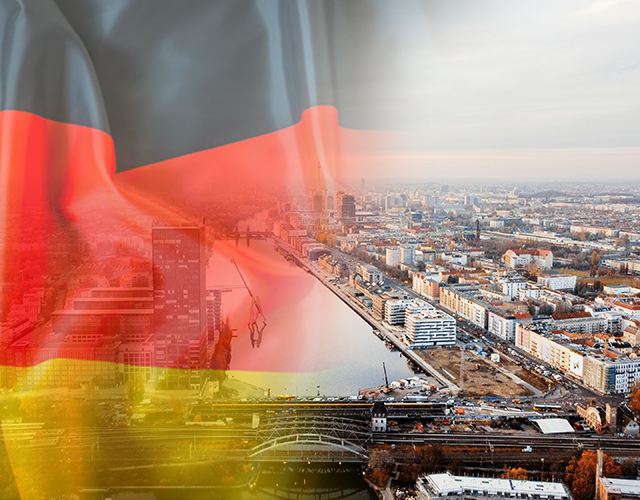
[0,2,424,495]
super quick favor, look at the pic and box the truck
[522,446,533,453]
[404,394,430,403]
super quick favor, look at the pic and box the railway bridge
[249,415,372,463]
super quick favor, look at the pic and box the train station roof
[533,418,574,434]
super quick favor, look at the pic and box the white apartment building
[552,314,607,335]
[384,298,427,326]
[515,324,640,394]
[603,284,640,296]
[537,274,577,291]
[487,310,517,342]
[440,252,468,266]
[405,305,456,349]
[385,246,402,267]
[583,353,640,394]
[518,286,545,300]
[584,305,623,334]
[501,279,526,298]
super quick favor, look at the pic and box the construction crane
[382,362,391,394]
[230,258,267,348]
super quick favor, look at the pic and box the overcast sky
[40,0,640,180]
[330,0,640,181]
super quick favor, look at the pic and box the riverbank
[274,242,458,393]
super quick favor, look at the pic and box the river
[205,213,415,397]
[110,469,377,500]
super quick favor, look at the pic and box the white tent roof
[534,418,574,434]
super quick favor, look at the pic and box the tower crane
[230,258,267,348]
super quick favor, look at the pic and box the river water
[205,214,415,397]
[112,469,377,500]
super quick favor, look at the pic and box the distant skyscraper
[152,225,206,389]
[312,192,325,212]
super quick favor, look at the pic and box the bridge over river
[248,415,372,464]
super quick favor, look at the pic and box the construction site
[415,347,549,397]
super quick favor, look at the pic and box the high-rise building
[385,246,402,267]
[336,192,356,219]
[312,192,325,212]
[152,225,207,389]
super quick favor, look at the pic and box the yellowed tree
[501,467,528,480]
[630,384,640,413]
[565,450,622,500]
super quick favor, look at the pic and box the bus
[277,394,296,401]
[532,404,561,412]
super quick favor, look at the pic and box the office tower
[336,192,356,219]
[152,225,206,389]
[312,192,325,212]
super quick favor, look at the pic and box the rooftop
[600,477,640,495]
[420,473,570,498]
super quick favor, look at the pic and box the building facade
[405,301,456,349]
[152,225,207,389]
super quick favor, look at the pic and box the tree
[590,251,600,277]
[630,385,640,413]
[565,450,622,500]
[501,467,528,480]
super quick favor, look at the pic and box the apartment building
[384,298,425,326]
[386,246,402,267]
[405,302,456,349]
[583,352,640,394]
[412,273,441,301]
[502,248,553,269]
[439,284,488,329]
[537,274,577,291]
